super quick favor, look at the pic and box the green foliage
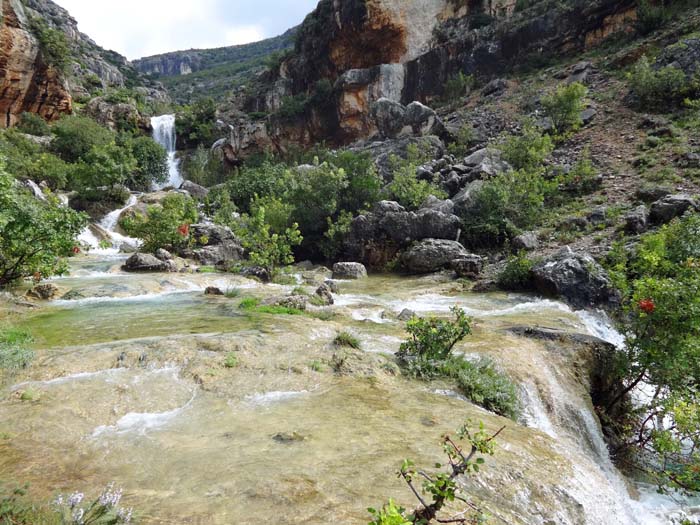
[497,252,537,291]
[398,307,471,364]
[541,82,588,134]
[498,121,554,171]
[234,206,303,274]
[446,125,477,158]
[120,193,198,253]
[125,135,168,191]
[384,145,446,210]
[176,98,218,148]
[460,167,553,247]
[322,210,354,260]
[334,331,361,350]
[223,352,239,368]
[443,72,475,102]
[16,112,50,136]
[51,115,113,164]
[0,483,58,525]
[225,162,290,213]
[604,213,700,493]
[72,142,137,192]
[276,93,309,121]
[238,297,304,315]
[0,326,34,372]
[0,162,87,287]
[182,145,227,187]
[53,483,134,524]
[556,151,600,197]
[369,420,500,524]
[636,0,668,35]
[28,17,70,71]
[451,358,520,419]
[627,56,699,111]
[24,153,70,190]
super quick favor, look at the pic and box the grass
[223,352,239,368]
[224,287,241,298]
[0,327,34,372]
[309,360,324,372]
[238,297,304,316]
[333,331,361,349]
[198,266,218,273]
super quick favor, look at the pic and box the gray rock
[649,194,698,224]
[463,148,510,178]
[405,101,445,137]
[531,249,619,309]
[636,185,672,203]
[581,108,597,126]
[371,98,408,139]
[421,195,455,215]
[623,205,649,234]
[678,152,700,169]
[401,239,469,274]
[398,308,416,321]
[587,206,608,226]
[315,284,334,306]
[324,280,340,294]
[154,248,173,261]
[122,253,175,273]
[332,262,368,280]
[180,180,209,199]
[187,223,244,267]
[373,200,406,214]
[241,266,271,282]
[450,255,485,278]
[378,208,462,243]
[204,286,224,296]
[481,78,507,97]
[452,180,485,214]
[350,136,445,181]
[26,283,60,300]
[513,231,539,251]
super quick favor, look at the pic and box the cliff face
[223,0,637,160]
[0,0,159,128]
[0,0,71,126]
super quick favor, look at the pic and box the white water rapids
[151,114,183,190]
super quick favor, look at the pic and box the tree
[51,115,112,163]
[0,162,87,287]
[73,142,136,191]
[234,206,302,276]
[541,82,588,134]
[28,17,71,71]
[125,135,168,191]
[369,420,504,525]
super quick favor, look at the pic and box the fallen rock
[513,231,539,251]
[450,255,484,278]
[481,78,507,97]
[26,283,60,300]
[398,308,416,321]
[204,287,224,296]
[371,98,409,139]
[650,194,698,224]
[324,280,340,294]
[315,284,334,306]
[180,180,210,199]
[154,248,173,261]
[122,253,175,273]
[531,249,619,309]
[401,239,469,274]
[263,295,308,311]
[332,262,368,280]
[241,266,272,283]
[623,205,649,234]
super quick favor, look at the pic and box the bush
[497,252,537,291]
[0,162,87,287]
[276,93,309,121]
[450,357,520,419]
[443,72,475,102]
[28,17,70,71]
[16,112,50,136]
[120,193,198,253]
[51,115,113,163]
[334,331,361,349]
[627,56,699,110]
[460,168,553,247]
[125,135,168,191]
[384,145,446,210]
[636,0,667,35]
[226,162,291,212]
[25,153,70,190]
[556,151,600,197]
[498,121,554,171]
[72,142,136,192]
[176,98,217,148]
[182,145,227,187]
[398,307,471,367]
[447,125,477,158]
[541,82,588,134]
[233,206,302,275]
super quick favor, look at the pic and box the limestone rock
[122,253,175,273]
[623,205,649,234]
[400,239,469,274]
[450,255,485,279]
[180,180,210,199]
[332,262,368,280]
[204,287,224,296]
[513,232,539,251]
[26,283,60,300]
[649,194,698,225]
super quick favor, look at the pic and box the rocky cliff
[219,0,637,161]
[0,0,160,127]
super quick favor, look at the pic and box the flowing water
[151,115,184,190]
[1,250,698,524]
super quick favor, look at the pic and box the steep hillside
[133,28,297,104]
[0,0,164,127]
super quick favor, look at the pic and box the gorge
[1,0,700,524]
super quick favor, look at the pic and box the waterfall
[151,114,183,190]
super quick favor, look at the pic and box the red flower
[72,246,81,254]
[639,299,655,314]
[177,224,190,237]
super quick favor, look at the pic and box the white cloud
[52,0,317,59]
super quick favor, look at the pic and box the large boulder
[371,98,409,139]
[400,239,470,274]
[184,224,245,268]
[332,262,368,280]
[513,232,539,251]
[349,136,445,181]
[180,180,209,199]
[450,255,485,278]
[405,102,445,137]
[531,249,620,309]
[463,148,510,179]
[26,283,60,300]
[649,194,698,225]
[122,253,175,273]
[623,205,649,234]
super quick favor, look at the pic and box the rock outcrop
[400,238,471,274]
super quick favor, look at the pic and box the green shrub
[182,145,227,187]
[125,135,168,191]
[51,115,113,163]
[120,193,198,253]
[541,82,588,134]
[239,297,304,315]
[0,162,87,287]
[16,113,50,136]
[447,125,477,158]
[627,56,699,110]
[556,152,600,197]
[497,252,537,291]
[225,162,291,212]
[452,358,519,419]
[25,153,70,190]
[397,307,471,367]
[71,142,137,193]
[333,331,361,349]
[443,72,475,102]
[498,121,554,171]
[384,145,446,210]
[636,0,667,35]
[239,297,260,310]
[223,352,239,368]
[176,98,218,148]
[322,210,353,260]
[0,327,34,372]
[29,17,70,70]
[276,93,309,120]
[460,168,554,247]
[233,206,302,275]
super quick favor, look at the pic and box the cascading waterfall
[151,114,184,190]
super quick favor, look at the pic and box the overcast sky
[53,0,319,60]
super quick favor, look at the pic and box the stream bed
[0,252,697,524]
